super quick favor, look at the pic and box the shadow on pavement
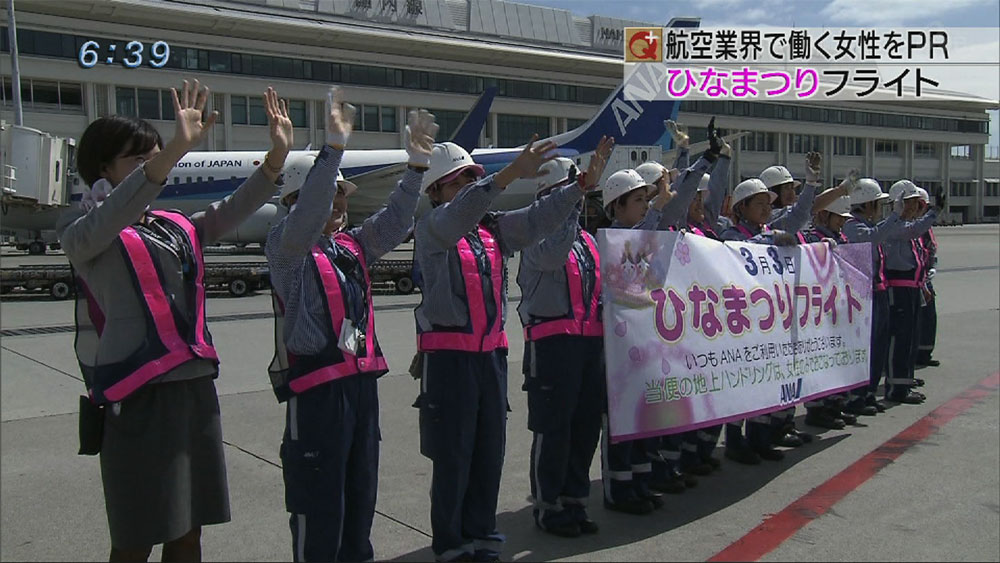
[389,427,850,562]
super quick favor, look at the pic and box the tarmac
[1,225,998,562]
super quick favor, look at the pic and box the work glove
[805,151,822,184]
[325,87,356,149]
[893,191,905,216]
[404,109,439,169]
[772,230,799,246]
[704,116,722,162]
[665,119,689,148]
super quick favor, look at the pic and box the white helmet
[697,173,711,192]
[602,169,648,211]
[889,179,923,201]
[849,178,890,206]
[914,186,929,204]
[732,178,776,207]
[822,195,853,218]
[635,161,667,187]
[760,165,801,190]
[534,157,576,194]
[421,141,486,192]
[279,169,357,206]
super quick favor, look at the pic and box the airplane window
[208,176,214,181]
[186,177,192,183]
[630,150,637,161]
[197,177,202,182]
[641,151,648,161]
[173,177,179,184]
[230,176,237,181]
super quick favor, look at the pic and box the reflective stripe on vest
[86,211,218,403]
[688,221,719,240]
[734,223,770,240]
[270,233,388,401]
[886,240,923,288]
[523,230,603,341]
[874,244,888,291]
[418,225,508,353]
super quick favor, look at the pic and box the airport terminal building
[1,0,997,222]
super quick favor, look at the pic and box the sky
[522,0,1000,153]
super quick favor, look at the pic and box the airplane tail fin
[449,86,497,152]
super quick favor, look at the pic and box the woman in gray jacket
[57,80,293,562]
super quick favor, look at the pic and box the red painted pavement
[708,372,1000,562]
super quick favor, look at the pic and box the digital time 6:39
[78,40,170,69]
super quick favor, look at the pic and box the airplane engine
[220,201,287,246]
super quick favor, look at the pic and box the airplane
[3,68,685,250]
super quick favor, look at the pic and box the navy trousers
[417,349,508,562]
[523,335,603,528]
[281,374,380,563]
[917,281,937,364]
[886,286,920,398]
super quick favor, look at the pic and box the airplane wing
[343,162,410,219]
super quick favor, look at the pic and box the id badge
[338,318,361,355]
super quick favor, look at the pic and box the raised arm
[893,208,937,240]
[269,146,343,258]
[666,120,690,170]
[58,79,218,264]
[520,207,582,272]
[657,156,714,230]
[192,87,291,245]
[703,154,731,229]
[770,182,817,233]
[496,184,583,254]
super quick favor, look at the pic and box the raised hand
[651,173,676,210]
[665,120,689,148]
[265,87,293,157]
[706,117,722,161]
[405,109,439,169]
[325,87,356,149]
[169,79,218,151]
[495,134,558,188]
[580,135,615,192]
[720,135,732,158]
[806,151,822,183]
[893,190,905,216]
[840,168,861,194]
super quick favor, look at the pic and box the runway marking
[707,371,1000,562]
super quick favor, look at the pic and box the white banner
[598,229,873,442]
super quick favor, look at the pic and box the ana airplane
[4,68,684,249]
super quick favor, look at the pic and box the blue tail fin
[548,72,681,154]
[449,86,497,152]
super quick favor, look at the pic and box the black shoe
[836,411,858,425]
[911,390,927,400]
[887,392,924,405]
[703,456,722,471]
[773,431,803,447]
[791,429,815,443]
[684,462,714,476]
[604,497,654,515]
[649,476,686,494]
[725,447,761,465]
[472,550,500,562]
[755,447,785,461]
[564,505,598,535]
[844,402,878,416]
[538,520,581,538]
[670,467,697,488]
[641,492,665,509]
[925,359,940,367]
[914,378,926,387]
[805,411,847,430]
[865,396,887,412]
[445,553,475,562]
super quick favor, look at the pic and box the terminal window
[1,76,83,112]
[834,137,864,156]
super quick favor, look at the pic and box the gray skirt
[100,375,230,549]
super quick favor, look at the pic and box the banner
[599,229,873,443]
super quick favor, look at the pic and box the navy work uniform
[413,145,583,562]
[267,146,423,562]
[518,170,604,537]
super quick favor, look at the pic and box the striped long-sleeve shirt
[266,145,423,355]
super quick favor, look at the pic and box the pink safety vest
[874,244,888,291]
[688,221,719,240]
[523,230,602,341]
[418,225,508,353]
[75,210,218,404]
[268,233,388,402]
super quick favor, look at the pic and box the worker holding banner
[599,129,718,511]
[517,139,614,539]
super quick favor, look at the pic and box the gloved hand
[705,116,722,162]
[805,151,822,184]
[772,230,799,246]
[325,87,356,149]
[404,109,439,169]
[665,120,689,148]
[720,136,732,158]
[840,168,861,194]
[822,237,838,247]
[893,191,905,216]
[934,186,947,211]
